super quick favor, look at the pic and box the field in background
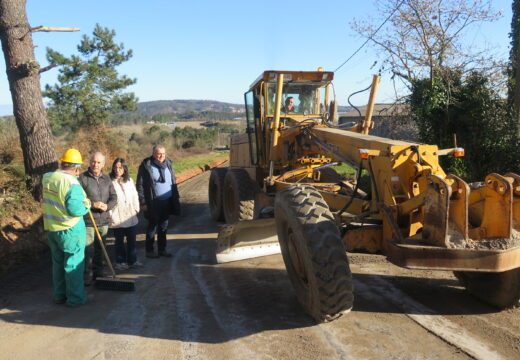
[332,163,357,180]
[126,150,228,181]
[0,118,232,226]
[0,117,231,274]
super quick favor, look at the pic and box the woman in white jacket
[109,158,142,270]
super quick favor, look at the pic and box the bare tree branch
[31,26,80,33]
[39,63,58,73]
[350,0,502,92]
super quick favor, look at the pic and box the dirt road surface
[1,172,519,359]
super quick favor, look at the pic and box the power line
[334,0,406,73]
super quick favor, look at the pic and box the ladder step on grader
[208,69,520,323]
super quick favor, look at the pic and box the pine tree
[44,24,137,132]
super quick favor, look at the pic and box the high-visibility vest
[42,171,85,232]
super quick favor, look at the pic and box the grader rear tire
[222,169,255,224]
[454,268,520,308]
[208,168,227,221]
[275,184,354,323]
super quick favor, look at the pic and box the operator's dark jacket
[136,157,181,217]
[79,170,118,227]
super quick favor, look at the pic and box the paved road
[0,171,519,359]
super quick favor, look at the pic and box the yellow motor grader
[208,69,520,323]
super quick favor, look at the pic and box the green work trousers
[47,221,87,306]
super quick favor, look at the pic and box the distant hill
[337,105,351,113]
[0,100,351,121]
[138,100,244,116]
[137,100,351,116]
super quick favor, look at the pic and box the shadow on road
[0,258,498,345]
[0,198,499,344]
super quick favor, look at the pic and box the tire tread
[275,184,353,323]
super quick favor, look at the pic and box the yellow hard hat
[60,148,83,165]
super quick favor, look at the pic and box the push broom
[88,211,135,291]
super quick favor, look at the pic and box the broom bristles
[95,277,135,291]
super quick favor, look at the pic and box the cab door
[244,90,259,165]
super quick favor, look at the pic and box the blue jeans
[145,198,170,252]
[113,226,137,265]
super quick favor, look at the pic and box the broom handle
[88,210,116,277]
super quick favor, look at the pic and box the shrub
[409,71,519,181]
[0,117,22,165]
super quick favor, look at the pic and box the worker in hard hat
[42,148,91,307]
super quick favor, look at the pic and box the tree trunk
[0,0,57,200]
[516,32,520,137]
[511,0,520,137]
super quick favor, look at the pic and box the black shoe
[53,298,66,304]
[146,251,159,259]
[158,250,172,257]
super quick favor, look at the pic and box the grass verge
[127,150,229,180]
[173,150,228,174]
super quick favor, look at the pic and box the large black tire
[275,184,354,323]
[222,168,255,224]
[454,269,520,308]
[208,168,227,221]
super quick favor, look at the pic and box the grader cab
[208,70,520,323]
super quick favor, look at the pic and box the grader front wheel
[222,169,255,224]
[275,184,354,323]
[454,269,520,308]
[208,168,227,221]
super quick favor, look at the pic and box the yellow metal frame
[229,70,520,273]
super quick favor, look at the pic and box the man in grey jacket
[79,152,117,285]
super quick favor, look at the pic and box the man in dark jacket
[79,152,117,284]
[137,145,180,258]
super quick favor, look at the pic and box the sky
[0,0,514,115]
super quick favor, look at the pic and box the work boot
[159,250,172,257]
[146,251,159,259]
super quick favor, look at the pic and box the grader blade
[446,174,470,242]
[422,175,451,247]
[407,172,520,309]
[215,218,280,263]
[504,172,520,228]
[456,172,520,309]
[467,173,514,240]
